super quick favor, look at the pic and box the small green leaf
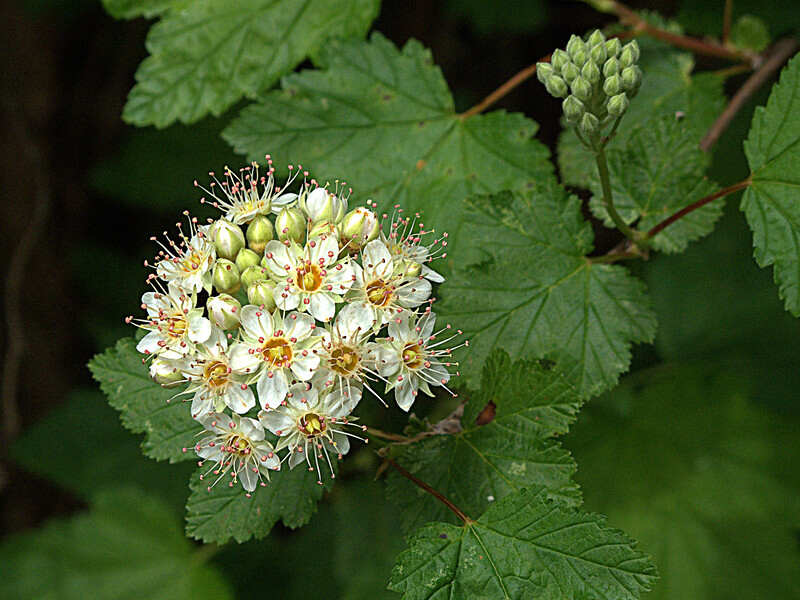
[437,181,657,395]
[89,337,198,463]
[185,463,334,544]
[124,0,380,127]
[101,0,179,19]
[224,33,554,269]
[742,53,800,315]
[0,487,233,600]
[730,14,771,52]
[387,350,582,532]
[389,487,657,600]
[589,115,721,253]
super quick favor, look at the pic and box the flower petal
[228,343,262,375]
[310,293,335,322]
[257,369,289,409]
[258,408,295,436]
[362,240,393,279]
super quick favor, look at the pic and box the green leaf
[102,0,179,19]
[445,0,547,34]
[567,365,800,600]
[185,463,334,544]
[389,487,657,600]
[730,15,771,52]
[124,0,381,128]
[89,337,198,463]
[0,487,233,600]
[387,350,582,533]
[742,53,800,315]
[437,181,657,395]
[223,33,554,268]
[589,115,721,253]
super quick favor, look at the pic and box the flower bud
[620,41,640,67]
[235,247,261,271]
[570,76,592,102]
[581,61,601,85]
[562,95,585,123]
[545,75,569,98]
[587,29,606,48]
[247,280,276,311]
[620,65,642,92]
[560,62,580,83]
[605,38,622,58]
[246,215,274,254]
[340,207,380,250]
[276,206,306,243]
[207,293,241,330]
[566,35,585,58]
[579,112,600,135]
[212,259,240,294]
[300,187,347,224]
[603,57,620,78]
[606,93,630,117]
[212,219,245,261]
[590,43,607,65]
[308,219,339,240]
[241,265,269,289]
[551,49,569,71]
[603,74,621,96]
[571,48,587,67]
[536,62,554,83]
[149,356,184,387]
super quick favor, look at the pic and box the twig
[700,38,799,152]
[722,0,733,45]
[646,178,751,239]
[386,458,472,524]
[459,56,549,119]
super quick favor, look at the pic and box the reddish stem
[386,458,472,523]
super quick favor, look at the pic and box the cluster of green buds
[537,30,642,141]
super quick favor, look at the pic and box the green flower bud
[570,76,592,102]
[212,259,241,294]
[562,95,585,123]
[606,92,630,117]
[235,247,261,271]
[212,219,245,261]
[603,73,621,96]
[620,40,640,67]
[571,48,587,67]
[246,215,274,254]
[566,35,585,58]
[620,65,643,92]
[276,207,306,243]
[605,38,621,58]
[308,219,339,240]
[579,112,600,135]
[207,293,241,330]
[560,62,580,83]
[603,57,620,78]
[545,75,569,98]
[300,187,348,224]
[241,265,269,289]
[551,49,569,71]
[590,43,607,65]
[581,60,601,85]
[149,356,183,387]
[536,62,554,84]
[340,207,380,251]
[247,280,276,311]
[587,29,606,48]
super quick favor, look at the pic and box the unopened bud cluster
[537,30,642,139]
[127,157,466,493]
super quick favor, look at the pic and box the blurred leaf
[437,181,657,395]
[387,350,582,533]
[568,365,800,600]
[11,389,193,510]
[89,337,198,463]
[0,487,233,600]
[224,33,554,269]
[445,0,546,34]
[731,15,771,53]
[677,0,800,38]
[589,115,721,253]
[124,0,380,127]
[102,0,179,19]
[742,54,800,315]
[389,487,657,599]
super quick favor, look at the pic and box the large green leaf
[389,487,657,600]
[437,181,657,395]
[0,487,233,600]
[224,33,554,269]
[567,365,800,600]
[588,115,721,253]
[387,350,582,533]
[124,0,380,127]
[185,463,334,544]
[742,53,800,315]
[89,337,198,463]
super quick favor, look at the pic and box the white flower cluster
[128,158,465,492]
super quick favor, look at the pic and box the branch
[459,58,548,119]
[386,458,473,524]
[722,0,733,45]
[700,38,799,152]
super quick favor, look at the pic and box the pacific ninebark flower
[149,214,216,294]
[382,208,448,283]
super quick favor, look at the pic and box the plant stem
[459,56,549,119]
[722,0,733,45]
[386,458,472,524]
[595,144,640,243]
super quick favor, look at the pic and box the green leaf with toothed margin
[742,54,800,316]
[89,337,198,463]
[437,180,657,396]
[387,350,583,533]
[389,487,657,600]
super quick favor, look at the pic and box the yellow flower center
[366,279,393,307]
[298,413,326,437]
[402,342,424,370]
[329,345,360,375]
[223,433,252,457]
[203,361,229,389]
[261,337,293,368]
[296,264,323,292]
[164,314,188,339]
[181,250,206,273]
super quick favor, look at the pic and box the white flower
[194,412,280,493]
[382,210,448,283]
[228,306,322,409]
[258,382,365,484]
[348,239,432,328]
[196,160,300,225]
[150,218,216,294]
[133,282,211,360]
[262,235,355,322]
[179,328,256,418]
[299,186,348,223]
[374,311,462,411]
